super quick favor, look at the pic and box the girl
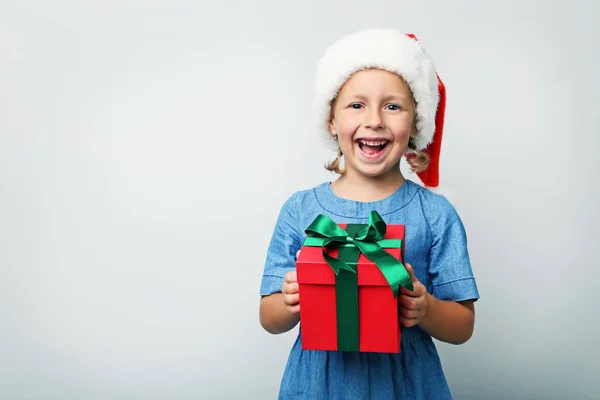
[259,28,479,399]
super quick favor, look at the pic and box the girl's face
[330,69,416,180]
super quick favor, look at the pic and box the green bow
[304,211,413,297]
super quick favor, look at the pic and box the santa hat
[314,29,446,188]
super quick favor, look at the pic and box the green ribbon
[334,224,362,352]
[303,211,413,352]
[304,211,413,296]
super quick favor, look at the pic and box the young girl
[259,28,479,399]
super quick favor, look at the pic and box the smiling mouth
[356,138,390,157]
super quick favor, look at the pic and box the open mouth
[356,138,390,159]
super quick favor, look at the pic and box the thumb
[404,262,418,283]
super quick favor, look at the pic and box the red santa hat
[314,29,446,188]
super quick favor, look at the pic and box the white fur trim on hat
[314,29,440,152]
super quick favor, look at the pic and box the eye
[385,104,401,111]
[349,103,363,109]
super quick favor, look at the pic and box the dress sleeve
[259,193,303,296]
[427,194,480,302]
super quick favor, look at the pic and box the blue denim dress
[260,180,480,399]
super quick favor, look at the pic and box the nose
[365,108,384,130]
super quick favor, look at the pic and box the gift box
[296,211,413,354]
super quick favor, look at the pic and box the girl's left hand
[398,263,428,327]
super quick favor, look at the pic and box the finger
[399,306,422,319]
[296,250,301,259]
[283,282,299,295]
[400,281,426,298]
[398,294,418,310]
[284,293,299,306]
[399,284,421,298]
[398,315,418,328]
[284,271,297,284]
[287,304,300,314]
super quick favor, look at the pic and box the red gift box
[296,213,410,354]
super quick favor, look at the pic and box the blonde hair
[405,139,429,173]
[324,98,430,174]
[325,146,345,174]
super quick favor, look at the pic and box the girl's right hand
[282,271,299,314]
[282,250,301,314]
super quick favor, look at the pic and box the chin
[352,163,400,179]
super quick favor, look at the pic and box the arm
[398,263,476,345]
[416,193,480,344]
[419,295,475,345]
[259,293,300,334]
[260,269,301,334]
[258,193,302,334]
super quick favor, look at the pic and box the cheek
[390,119,414,139]
[336,116,360,136]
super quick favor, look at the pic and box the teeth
[358,140,387,146]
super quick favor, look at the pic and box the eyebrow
[344,94,411,102]
[382,94,411,102]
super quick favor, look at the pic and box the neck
[331,165,406,202]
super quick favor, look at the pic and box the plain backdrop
[1,0,599,399]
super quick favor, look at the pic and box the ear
[329,120,337,137]
[411,114,418,138]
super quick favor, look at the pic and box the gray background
[1,0,598,399]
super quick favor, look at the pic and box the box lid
[296,224,405,287]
